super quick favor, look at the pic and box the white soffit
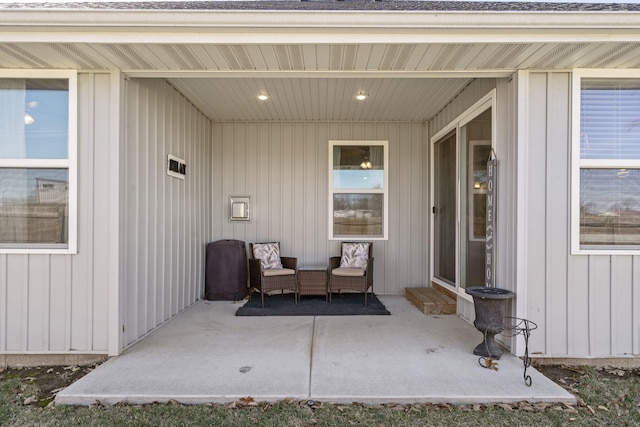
[1,42,640,72]
[167,77,473,122]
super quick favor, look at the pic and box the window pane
[580,168,640,246]
[333,145,384,190]
[0,168,68,245]
[580,78,640,160]
[0,79,69,159]
[333,193,384,238]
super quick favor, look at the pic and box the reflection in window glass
[0,79,69,160]
[333,193,384,238]
[333,170,384,190]
[580,168,640,246]
[0,169,68,244]
[332,145,384,190]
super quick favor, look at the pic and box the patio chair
[329,242,374,306]
[249,242,298,307]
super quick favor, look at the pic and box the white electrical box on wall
[167,154,186,180]
[229,196,251,222]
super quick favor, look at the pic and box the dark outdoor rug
[235,293,390,316]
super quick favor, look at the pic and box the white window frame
[329,140,389,241]
[0,69,78,254]
[571,69,640,255]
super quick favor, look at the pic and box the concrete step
[405,287,456,315]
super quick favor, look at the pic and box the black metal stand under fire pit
[498,317,538,386]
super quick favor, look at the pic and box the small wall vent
[167,154,186,180]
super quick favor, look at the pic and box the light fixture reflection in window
[24,113,35,125]
[360,157,372,169]
[618,168,629,178]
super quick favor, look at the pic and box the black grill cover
[205,239,248,300]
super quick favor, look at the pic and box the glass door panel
[459,108,492,289]
[433,131,456,286]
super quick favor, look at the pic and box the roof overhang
[2,5,640,122]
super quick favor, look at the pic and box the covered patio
[55,296,573,406]
[2,1,640,374]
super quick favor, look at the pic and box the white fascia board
[2,9,640,30]
[3,29,640,46]
[1,10,640,44]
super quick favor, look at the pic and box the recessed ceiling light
[257,92,269,101]
[355,92,368,101]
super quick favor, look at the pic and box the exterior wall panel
[525,73,550,355]
[0,72,116,355]
[545,73,570,356]
[211,121,427,295]
[123,79,212,348]
[526,72,639,358]
[430,79,497,137]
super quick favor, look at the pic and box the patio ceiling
[2,40,640,121]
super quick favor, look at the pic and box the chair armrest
[248,258,262,287]
[366,257,374,288]
[281,256,297,270]
[329,256,341,270]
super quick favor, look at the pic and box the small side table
[297,267,328,302]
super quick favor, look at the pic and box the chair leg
[364,291,367,307]
[261,291,265,308]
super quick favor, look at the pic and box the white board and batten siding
[210,121,428,295]
[524,71,640,358]
[123,79,212,348]
[0,72,118,357]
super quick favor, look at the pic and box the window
[572,71,640,253]
[0,71,77,253]
[329,141,388,240]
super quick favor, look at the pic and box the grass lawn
[1,364,638,426]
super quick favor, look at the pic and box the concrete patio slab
[56,296,575,406]
[311,297,571,404]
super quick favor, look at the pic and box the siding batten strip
[87,74,96,351]
[108,70,122,356]
[0,256,6,351]
[43,256,50,351]
[633,257,640,354]
[65,256,71,351]
[22,257,29,352]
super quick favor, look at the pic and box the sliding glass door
[432,98,494,294]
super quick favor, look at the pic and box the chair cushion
[339,242,370,269]
[332,267,366,277]
[252,242,283,269]
[262,268,296,277]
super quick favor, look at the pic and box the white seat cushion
[262,268,296,277]
[332,267,365,277]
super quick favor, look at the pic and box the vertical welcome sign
[485,153,497,288]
